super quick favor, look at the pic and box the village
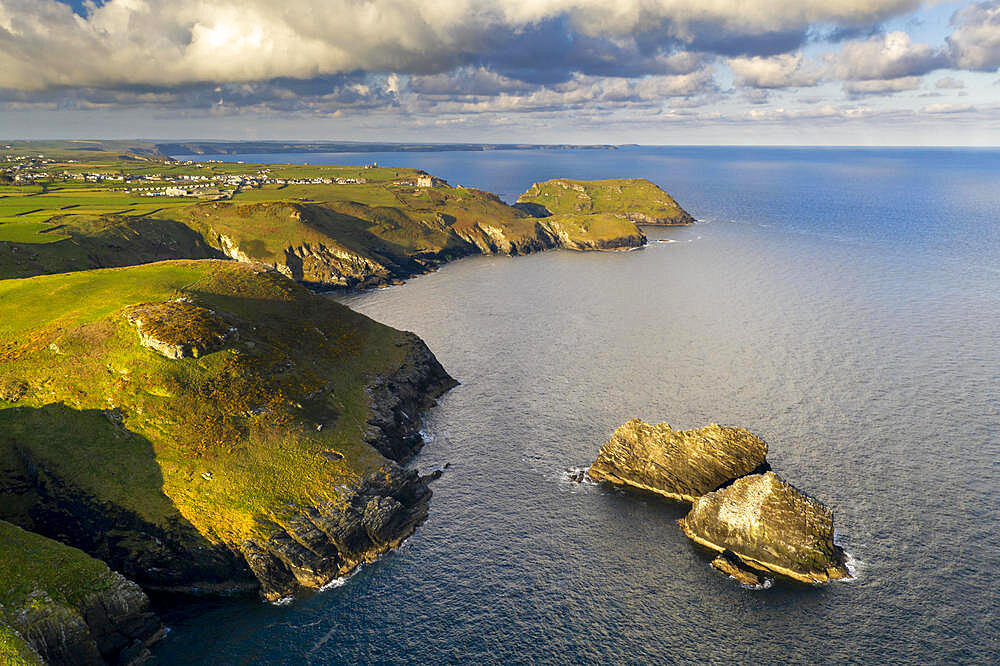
[1,153,440,198]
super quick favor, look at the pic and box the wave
[319,576,350,592]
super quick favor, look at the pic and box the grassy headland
[0,145,700,286]
[0,259,453,603]
[0,141,696,661]
[0,519,162,664]
[517,177,694,225]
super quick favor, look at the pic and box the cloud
[403,70,719,115]
[921,102,975,114]
[830,31,947,81]
[0,0,926,92]
[843,76,923,95]
[728,53,821,88]
[947,1,1000,70]
[934,76,965,89]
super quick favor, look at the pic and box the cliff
[0,520,163,665]
[539,214,646,251]
[587,419,769,502]
[516,178,695,225]
[1,176,649,287]
[0,260,455,601]
[678,472,850,583]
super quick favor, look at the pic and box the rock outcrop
[0,520,165,665]
[587,419,769,502]
[239,464,433,601]
[711,550,772,587]
[679,472,850,583]
[124,299,233,359]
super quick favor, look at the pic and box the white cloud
[935,76,965,89]
[947,1,1000,70]
[921,103,975,114]
[830,31,946,81]
[843,76,923,95]
[0,0,926,91]
[728,53,821,88]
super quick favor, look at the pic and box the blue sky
[1,0,999,144]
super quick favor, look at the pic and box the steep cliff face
[0,520,164,665]
[587,419,769,502]
[364,332,459,462]
[238,464,433,601]
[679,472,850,583]
[0,261,456,604]
[539,214,646,251]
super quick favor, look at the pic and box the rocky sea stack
[586,419,850,587]
[587,419,769,502]
[679,472,850,583]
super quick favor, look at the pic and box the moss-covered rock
[587,419,769,502]
[679,472,850,583]
[516,178,695,225]
[0,623,45,665]
[0,260,455,600]
[0,520,163,665]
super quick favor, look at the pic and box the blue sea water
[153,147,1000,664]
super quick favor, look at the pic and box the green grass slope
[516,178,695,225]
[1,156,655,285]
[0,260,452,599]
[0,214,222,280]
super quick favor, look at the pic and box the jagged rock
[679,472,850,583]
[0,521,165,666]
[587,419,769,502]
[711,550,772,587]
[364,332,458,462]
[239,464,433,601]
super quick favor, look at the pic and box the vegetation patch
[124,299,233,359]
[516,178,694,225]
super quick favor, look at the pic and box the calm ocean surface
[153,147,1000,664]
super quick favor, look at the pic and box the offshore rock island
[585,419,849,586]
[0,141,696,664]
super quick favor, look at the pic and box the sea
[152,146,1000,664]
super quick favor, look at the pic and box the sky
[1,0,1000,145]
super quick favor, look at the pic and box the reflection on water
[153,147,1000,664]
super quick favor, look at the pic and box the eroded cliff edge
[0,260,456,608]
